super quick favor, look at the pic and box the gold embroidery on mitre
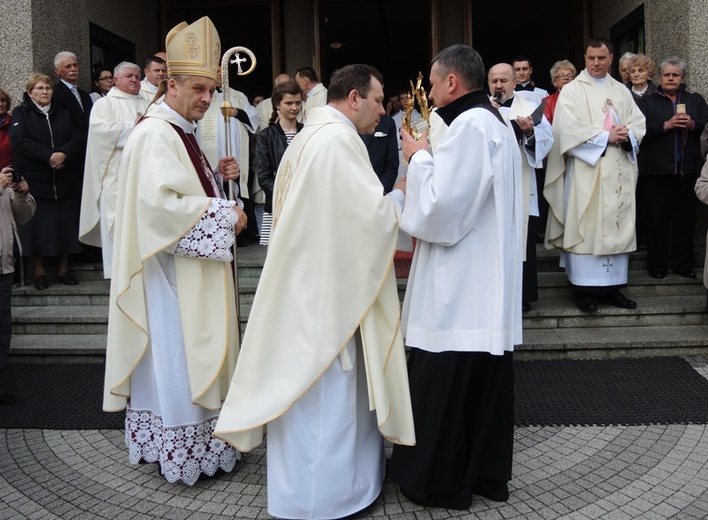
[182,32,199,58]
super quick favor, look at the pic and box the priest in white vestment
[489,63,554,311]
[388,44,524,510]
[103,16,247,486]
[138,56,166,104]
[544,37,646,312]
[79,62,148,278]
[512,55,550,106]
[215,64,415,520]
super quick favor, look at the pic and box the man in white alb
[544,37,646,311]
[79,62,148,278]
[103,16,247,485]
[296,66,327,122]
[139,56,166,103]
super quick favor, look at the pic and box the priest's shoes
[576,296,597,312]
[471,479,510,502]
[604,291,637,309]
[674,268,696,279]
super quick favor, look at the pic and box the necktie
[72,86,84,111]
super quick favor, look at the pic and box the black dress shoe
[471,480,510,502]
[576,296,597,312]
[56,272,79,285]
[649,269,667,279]
[605,291,637,309]
[522,301,531,312]
[674,268,696,279]
[34,275,48,290]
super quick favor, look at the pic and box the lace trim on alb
[174,198,237,262]
[125,408,240,486]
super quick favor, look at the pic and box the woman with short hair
[10,73,83,290]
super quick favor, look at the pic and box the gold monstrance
[402,71,431,140]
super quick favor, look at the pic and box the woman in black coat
[10,73,83,290]
[637,57,708,279]
[255,81,303,245]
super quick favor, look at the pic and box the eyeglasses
[555,73,574,80]
[99,76,113,81]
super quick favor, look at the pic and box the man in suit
[360,114,399,193]
[53,51,93,143]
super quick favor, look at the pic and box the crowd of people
[2,17,708,519]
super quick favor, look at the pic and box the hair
[25,73,54,93]
[326,64,383,103]
[627,54,657,78]
[659,56,687,78]
[0,88,13,110]
[549,59,577,81]
[145,56,166,69]
[114,61,141,77]
[585,36,613,54]
[512,54,532,67]
[295,66,319,83]
[91,67,112,93]
[619,51,636,64]
[54,51,77,68]
[269,81,303,125]
[432,44,485,91]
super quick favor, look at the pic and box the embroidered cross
[230,53,248,74]
[603,258,613,272]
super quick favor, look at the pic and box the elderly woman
[627,54,657,101]
[0,88,12,169]
[542,60,576,124]
[10,73,83,290]
[637,57,708,279]
[618,51,636,85]
[89,67,114,104]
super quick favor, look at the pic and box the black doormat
[514,357,708,427]
[0,363,123,430]
[1,357,707,430]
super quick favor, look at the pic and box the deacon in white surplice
[215,64,415,520]
[103,16,247,486]
[544,37,645,312]
[79,62,147,278]
[489,63,554,311]
[388,44,524,510]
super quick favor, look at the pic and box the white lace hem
[174,198,237,262]
[125,408,241,486]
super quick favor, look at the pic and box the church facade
[2,0,706,104]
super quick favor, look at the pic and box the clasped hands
[665,112,693,130]
[608,124,630,145]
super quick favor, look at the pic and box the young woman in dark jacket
[9,73,83,290]
[255,81,303,245]
[637,58,708,279]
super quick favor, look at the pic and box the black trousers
[643,174,696,271]
[523,216,538,304]
[389,349,514,497]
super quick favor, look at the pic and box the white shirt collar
[584,69,609,86]
[324,105,356,132]
[61,79,78,90]
[157,101,197,133]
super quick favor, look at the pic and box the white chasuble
[214,106,414,451]
[544,69,646,256]
[79,88,148,277]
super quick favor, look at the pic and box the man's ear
[347,88,360,110]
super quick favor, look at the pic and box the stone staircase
[9,245,708,361]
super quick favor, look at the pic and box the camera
[10,168,22,184]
